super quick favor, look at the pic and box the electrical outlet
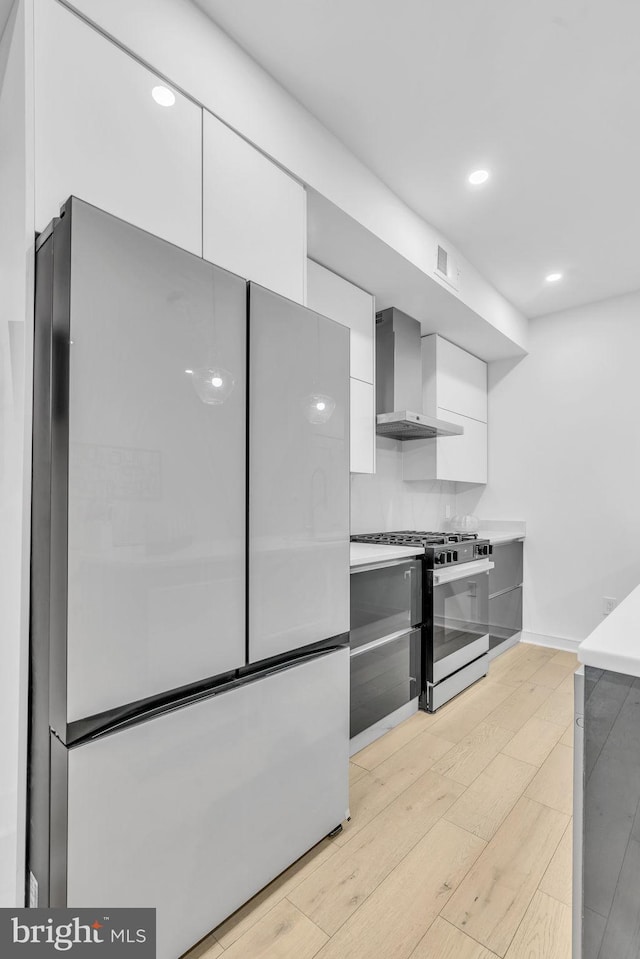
[603,597,617,616]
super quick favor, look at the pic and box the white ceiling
[195,0,640,318]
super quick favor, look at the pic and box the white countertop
[481,529,526,545]
[578,583,640,678]
[350,543,423,568]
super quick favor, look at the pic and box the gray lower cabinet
[577,665,640,959]
[488,541,523,652]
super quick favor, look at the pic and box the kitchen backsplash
[350,437,456,533]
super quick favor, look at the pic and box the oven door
[350,629,420,738]
[350,559,422,650]
[429,559,493,683]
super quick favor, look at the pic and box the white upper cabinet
[306,260,374,383]
[350,379,375,475]
[203,111,306,303]
[306,261,376,474]
[403,334,488,484]
[422,335,487,422]
[34,0,203,255]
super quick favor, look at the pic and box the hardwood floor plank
[339,730,454,843]
[213,837,337,948]
[485,682,553,732]
[548,650,579,669]
[349,762,367,786]
[488,645,555,687]
[351,711,435,771]
[427,680,515,743]
[441,797,569,957]
[443,752,537,841]
[502,716,564,767]
[557,672,575,694]
[503,890,571,959]
[431,722,514,786]
[313,820,486,959]
[529,661,577,690]
[560,721,574,747]
[525,743,574,816]
[534,684,575,728]
[409,917,500,959]
[220,899,328,959]
[539,819,573,907]
[289,770,463,935]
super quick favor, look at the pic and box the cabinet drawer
[488,586,523,643]
[489,542,523,596]
[350,630,419,738]
[350,559,422,648]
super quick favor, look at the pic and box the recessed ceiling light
[468,169,489,185]
[152,85,176,107]
[545,272,563,283]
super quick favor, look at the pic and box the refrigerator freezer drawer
[56,648,349,959]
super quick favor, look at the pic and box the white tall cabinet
[306,260,376,473]
[34,0,203,255]
[203,111,306,304]
[34,0,307,303]
[403,334,488,484]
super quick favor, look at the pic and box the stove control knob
[435,552,445,565]
[446,551,453,563]
[452,551,458,562]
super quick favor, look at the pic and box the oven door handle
[433,559,494,586]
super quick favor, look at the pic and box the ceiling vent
[435,243,460,292]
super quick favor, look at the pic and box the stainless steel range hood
[375,308,464,441]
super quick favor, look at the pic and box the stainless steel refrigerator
[29,197,350,959]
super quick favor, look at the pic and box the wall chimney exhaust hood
[375,308,463,441]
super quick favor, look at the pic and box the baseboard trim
[521,631,581,653]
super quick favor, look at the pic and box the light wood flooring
[185,642,577,959]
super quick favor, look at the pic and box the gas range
[351,530,492,569]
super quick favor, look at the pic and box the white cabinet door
[203,111,306,303]
[435,337,487,422]
[434,409,487,483]
[422,334,487,422]
[35,0,202,255]
[306,262,376,475]
[351,379,375,474]
[306,260,374,383]
[403,411,487,484]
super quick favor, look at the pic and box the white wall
[457,289,640,642]
[351,438,456,534]
[0,0,33,907]
[65,0,527,352]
